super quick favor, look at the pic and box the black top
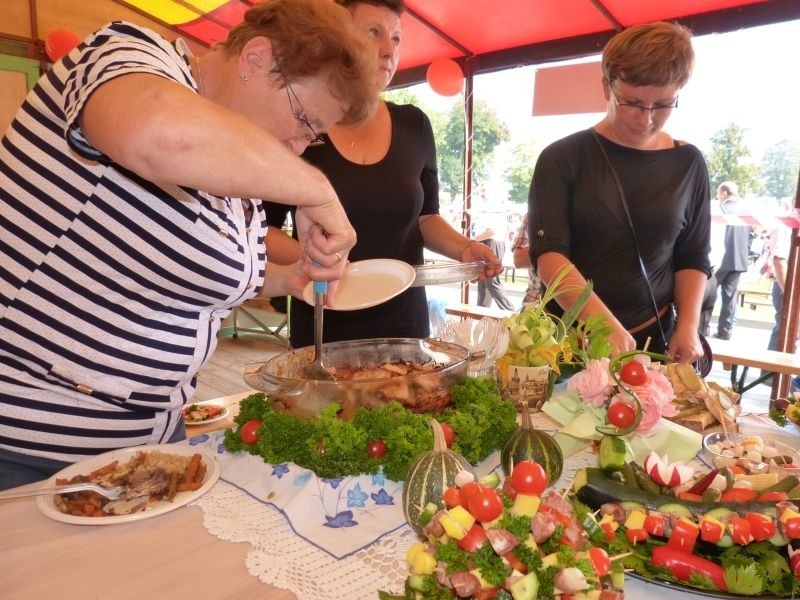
[265,103,440,347]
[530,129,712,330]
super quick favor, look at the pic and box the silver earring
[238,74,248,82]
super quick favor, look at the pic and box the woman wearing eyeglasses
[0,0,376,489]
[264,0,503,348]
[529,21,712,363]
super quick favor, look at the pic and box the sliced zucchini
[598,435,628,471]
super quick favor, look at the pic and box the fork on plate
[0,481,125,501]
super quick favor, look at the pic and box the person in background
[511,214,543,307]
[473,227,514,311]
[0,0,375,489]
[529,21,711,361]
[264,0,502,348]
[707,181,751,340]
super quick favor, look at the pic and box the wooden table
[0,390,740,600]
[709,337,800,394]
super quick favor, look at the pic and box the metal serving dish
[243,338,470,420]
[411,261,485,287]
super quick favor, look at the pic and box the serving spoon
[304,278,335,381]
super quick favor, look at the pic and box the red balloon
[426,58,464,96]
[45,29,81,62]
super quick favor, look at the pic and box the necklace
[191,55,204,95]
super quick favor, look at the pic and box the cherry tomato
[467,486,504,522]
[442,486,461,508]
[607,402,636,429]
[440,422,455,448]
[458,481,483,507]
[457,523,487,552]
[510,460,548,496]
[240,419,261,445]
[367,440,387,458]
[619,360,647,386]
[626,528,649,544]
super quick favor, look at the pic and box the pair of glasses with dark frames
[280,72,325,146]
[609,85,679,114]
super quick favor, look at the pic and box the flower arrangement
[496,265,613,377]
[567,353,676,437]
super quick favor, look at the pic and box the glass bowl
[702,431,800,479]
[243,338,470,420]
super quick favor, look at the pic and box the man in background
[708,181,751,340]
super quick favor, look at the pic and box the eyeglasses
[609,85,679,115]
[281,72,325,146]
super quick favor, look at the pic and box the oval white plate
[36,444,220,525]
[182,400,229,426]
[303,258,415,311]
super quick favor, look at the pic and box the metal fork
[0,482,125,501]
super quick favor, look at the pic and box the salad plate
[302,258,415,311]
[183,400,229,425]
[36,444,220,525]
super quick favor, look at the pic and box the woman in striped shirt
[0,0,375,489]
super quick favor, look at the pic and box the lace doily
[193,481,417,599]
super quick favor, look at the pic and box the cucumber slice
[478,471,502,489]
[598,435,627,471]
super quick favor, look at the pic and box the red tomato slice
[667,518,699,552]
[502,551,528,573]
[745,512,776,542]
[626,528,649,544]
[458,523,487,552]
[644,514,665,537]
[720,487,758,503]
[729,516,754,545]
[757,491,789,502]
[700,518,725,544]
[588,546,611,577]
[785,516,800,539]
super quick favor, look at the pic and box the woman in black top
[265,0,502,347]
[530,22,712,362]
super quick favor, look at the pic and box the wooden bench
[708,337,800,394]
[737,287,772,310]
[445,303,515,321]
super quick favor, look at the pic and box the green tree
[381,88,419,106]
[437,100,510,201]
[704,122,761,196]
[762,139,800,201]
[503,140,538,204]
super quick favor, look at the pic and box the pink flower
[567,358,613,408]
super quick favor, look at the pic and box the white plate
[36,444,220,525]
[303,259,415,311]
[182,400,229,426]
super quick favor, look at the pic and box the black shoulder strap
[591,129,667,349]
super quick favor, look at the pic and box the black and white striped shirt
[0,23,265,463]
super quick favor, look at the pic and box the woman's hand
[462,241,503,280]
[666,324,704,364]
[609,326,637,357]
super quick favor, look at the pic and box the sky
[404,18,800,200]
